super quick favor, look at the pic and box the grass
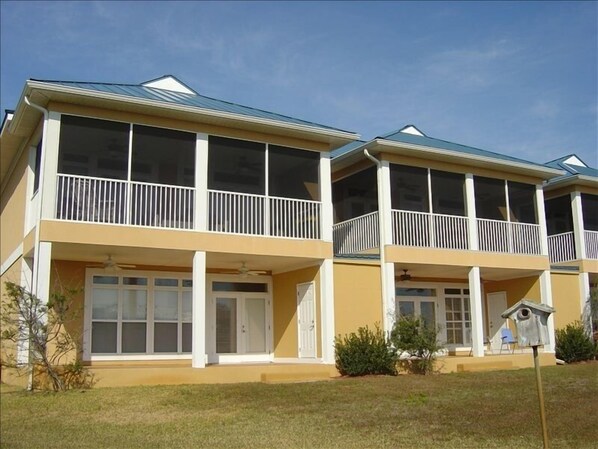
[1,363,597,448]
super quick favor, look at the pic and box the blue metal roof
[544,154,598,180]
[331,140,367,159]
[30,78,354,134]
[379,129,551,169]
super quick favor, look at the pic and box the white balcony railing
[56,174,194,230]
[208,189,321,239]
[333,212,379,255]
[547,232,576,263]
[477,218,541,255]
[391,210,469,250]
[585,230,598,259]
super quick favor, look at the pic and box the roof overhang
[332,138,564,181]
[6,79,359,148]
[544,174,598,191]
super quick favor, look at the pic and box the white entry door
[297,282,316,358]
[487,292,508,351]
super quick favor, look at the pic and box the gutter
[363,149,392,334]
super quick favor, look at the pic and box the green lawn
[1,363,596,448]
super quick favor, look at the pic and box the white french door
[396,297,437,328]
[215,293,268,355]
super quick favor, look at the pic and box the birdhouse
[501,299,555,347]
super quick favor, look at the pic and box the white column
[465,174,478,251]
[539,270,555,352]
[319,258,335,363]
[468,266,484,357]
[579,272,591,335]
[192,251,207,368]
[378,160,395,333]
[320,152,333,242]
[39,112,61,220]
[571,192,586,260]
[32,242,52,304]
[535,185,549,256]
[195,133,209,232]
[17,257,34,365]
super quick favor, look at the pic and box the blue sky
[1,1,596,166]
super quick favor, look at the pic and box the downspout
[24,96,49,391]
[363,149,391,334]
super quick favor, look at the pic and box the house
[0,75,359,386]
[331,125,566,367]
[543,155,598,331]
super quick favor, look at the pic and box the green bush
[334,325,397,376]
[390,315,443,375]
[555,321,596,363]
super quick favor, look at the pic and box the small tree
[334,325,398,376]
[583,288,598,343]
[555,321,597,363]
[1,281,92,391]
[390,315,443,375]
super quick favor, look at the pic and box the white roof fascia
[544,174,598,189]
[374,138,564,179]
[24,81,360,143]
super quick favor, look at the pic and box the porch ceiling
[394,263,544,282]
[50,242,321,274]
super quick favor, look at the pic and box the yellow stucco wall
[484,276,541,331]
[333,261,382,337]
[0,256,25,377]
[550,272,584,330]
[272,266,320,358]
[1,148,29,263]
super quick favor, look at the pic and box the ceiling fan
[87,255,136,271]
[400,269,412,282]
[221,262,268,277]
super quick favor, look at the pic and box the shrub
[334,325,397,376]
[390,315,443,375]
[555,321,597,363]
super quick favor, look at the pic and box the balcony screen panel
[269,145,320,200]
[474,176,506,220]
[544,195,573,235]
[390,164,429,212]
[131,125,195,187]
[431,170,465,216]
[508,181,537,224]
[58,115,129,179]
[582,194,598,231]
[208,136,265,194]
[332,167,378,223]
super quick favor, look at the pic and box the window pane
[474,176,506,220]
[216,298,237,353]
[332,167,378,222]
[545,195,573,235]
[154,291,178,320]
[155,278,178,287]
[508,181,536,224]
[212,282,268,292]
[182,279,193,288]
[182,291,192,321]
[122,323,146,353]
[396,288,437,297]
[131,125,195,187]
[92,289,118,319]
[182,323,192,353]
[431,170,465,216]
[390,165,429,212]
[208,136,265,194]
[58,115,129,179]
[154,322,178,352]
[93,276,119,285]
[269,145,320,200]
[123,277,147,286]
[582,194,598,231]
[122,290,147,320]
[420,302,436,328]
[397,301,415,317]
[91,322,117,353]
[33,139,42,193]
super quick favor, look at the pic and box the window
[268,145,320,200]
[390,165,429,212]
[208,136,265,194]
[444,288,471,345]
[474,176,506,220]
[332,167,378,222]
[90,274,192,356]
[32,139,43,194]
[58,115,129,179]
[545,195,573,235]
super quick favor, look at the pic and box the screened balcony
[52,115,323,240]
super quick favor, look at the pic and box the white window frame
[83,269,193,361]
